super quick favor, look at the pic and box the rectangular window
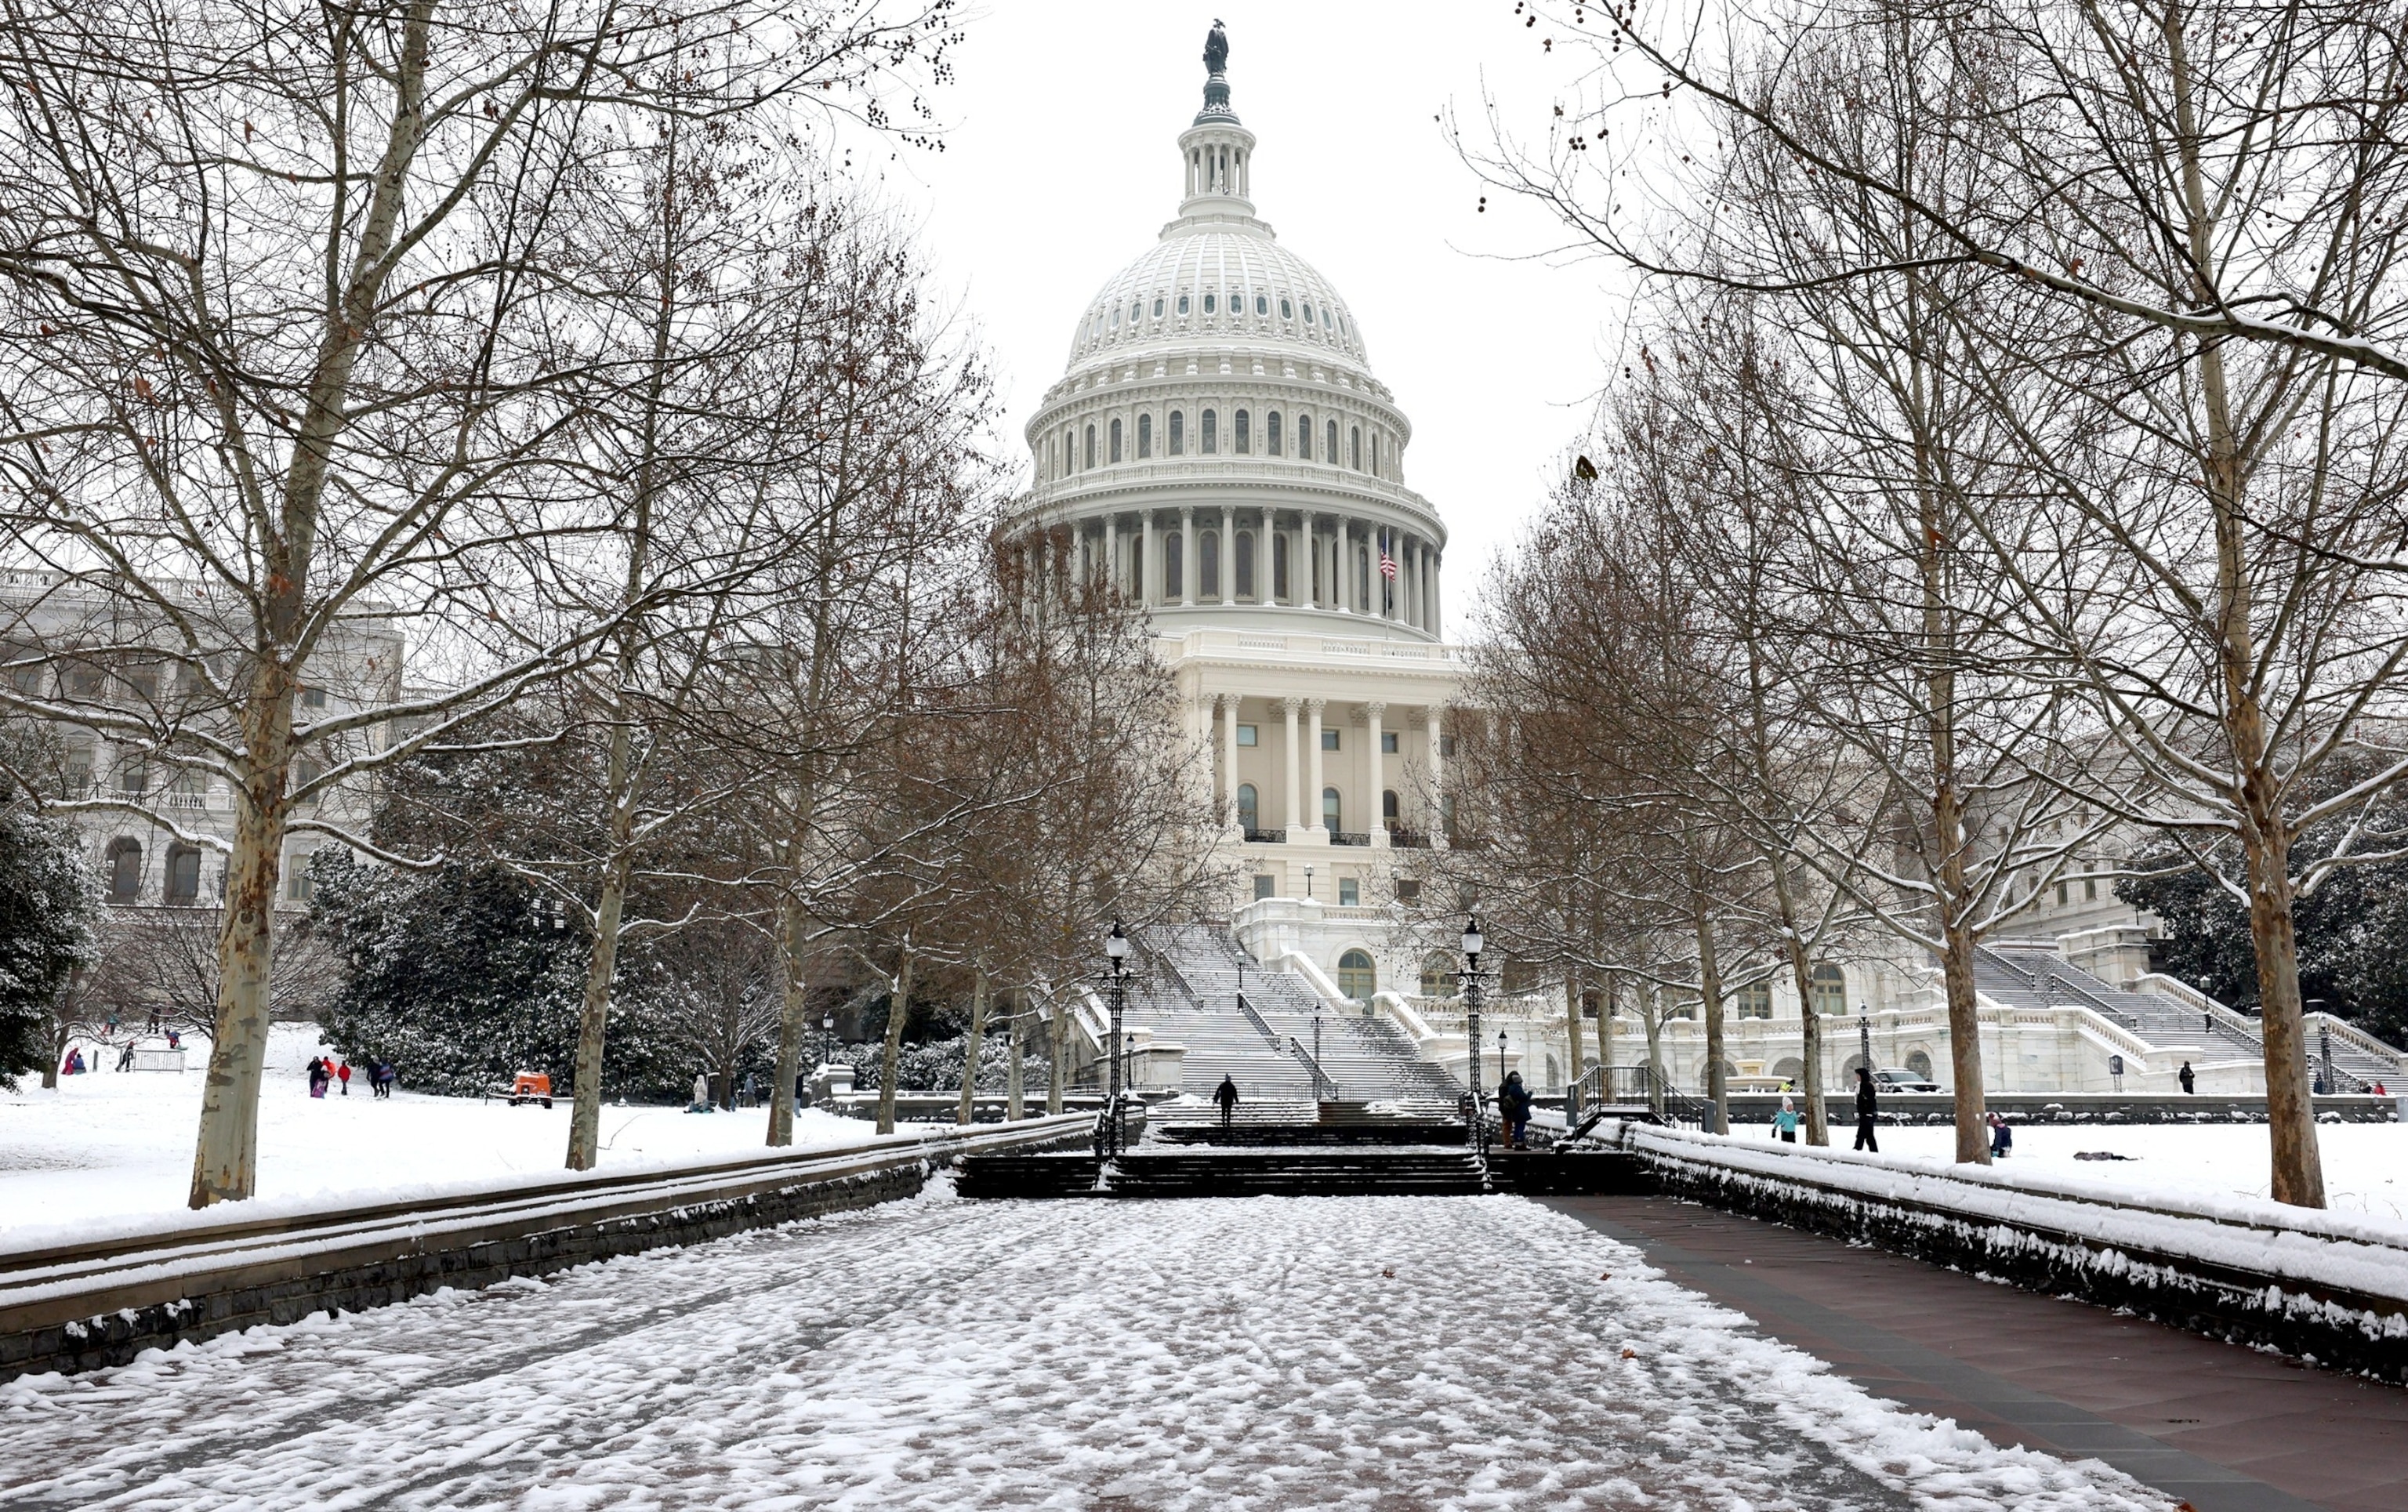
[1339,878,1361,906]
[1321,728,1340,751]
[1267,411,1282,455]
[301,687,327,709]
[1235,723,1257,747]
[1380,731,1398,754]
[1139,413,1154,459]
[1395,879,1420,902]
[1170,412,1184,455]
[1298,415,1312,459]
[1440,735,1456,757]
[1202,409,1218,454]
[1109,418,1123,462]
[1235,409,1250,453]
[1254,874,1276,900]
[2084,876,2098,901]
[2055,881,2068,905]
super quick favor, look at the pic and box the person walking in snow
[689,1071,711,1112]
[1851,1067,1879,1153]
[2178,1061,2195,1094]
[1987,1110,2013,1158]
[336,1060,352,1096]
[307,1057,329,1099]
[1214,1075,1240,1133]
[1773,1096,1801,1144]
[116,1042,136,1073]
[377,1061,397,1098]
[1499,1070,1534,1149]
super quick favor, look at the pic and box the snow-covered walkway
[0,1185,2174,1510]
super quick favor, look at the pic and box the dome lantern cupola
[1179,20,1253,222]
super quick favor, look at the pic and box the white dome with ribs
[1065,227,1371,372]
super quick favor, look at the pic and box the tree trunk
[1690,865,1730,1135]
[1937,912,1989,1165]
[767,897,807,1146]
[1006,995,1024,1121]
[1045,989,1065,1115]
[1594,976,1612,1092]
[876,945,912,1135]
[188,686,293,1206]
[564,704,639,1171]
[1782,934,1828,1146]
[1641,981,1666,1117]
[1561,970,1585,1100]
[2245,794,2326,1205]
[956,970,989,1125]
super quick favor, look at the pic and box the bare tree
[0,0,959,1205]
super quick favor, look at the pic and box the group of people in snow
[306,1055,397,1099]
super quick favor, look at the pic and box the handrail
[1285,1035,1340,1100]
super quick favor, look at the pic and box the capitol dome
[1013,29,1445,642]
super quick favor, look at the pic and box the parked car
[1872,1068,1941,1093]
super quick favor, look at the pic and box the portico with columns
[1000,33,1463,999]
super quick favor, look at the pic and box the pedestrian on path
[2178,1061,2196,1094]
[1852,1067,1879,1153]
[336,1060,352,1096]
[1987,1111,2013,1158]
[1214,1075,1239,1133]
[1499,1071,1533,1149]
[307,1057,329,1099]
[689,1071,711,1112]
[116,1042,136,1073]
[1773,1096,1800,1144]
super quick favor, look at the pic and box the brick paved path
[1547,1195,2408,1512]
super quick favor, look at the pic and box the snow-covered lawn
[0,1184,2175,1510]
[1735,1119,2408,1224]
[0,1023,876,1246]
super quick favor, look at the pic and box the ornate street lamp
[1461,916,1488,1154]
[1104,918,1133,1158]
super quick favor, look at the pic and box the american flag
[1378,534,1399,582]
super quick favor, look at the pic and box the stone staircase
[1137,923,1462,1104]
[1976,945,2403,1088]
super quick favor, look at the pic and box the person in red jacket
[336,1060,352,1096]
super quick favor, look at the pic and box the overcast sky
[856,2,1636,629]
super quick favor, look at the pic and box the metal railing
[1329,830,1372,847]
[1242,827,1286,844]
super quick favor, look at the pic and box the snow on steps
[1611,1119,2408,1382]
[0,1113,1093,1381]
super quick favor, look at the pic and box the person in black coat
[2178,1061,2196,1094]
[1499,1071,1534,1148]
[1214,1075,1240,1133]
[1852,1066,1879,1152]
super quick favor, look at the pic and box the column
[1180,506,1197,606]
[1221,695,1241,830]
[1427,707,1448,850]
[1300,510,1318,607]
[1402,539,1420,629]
[1340,521,1355,615]
[1221,505,1236,604]
[1365,702,1387,847]
[1282,698,1303,834]
[1106,514,1121,596]
[1430,549,1442,636]
[1306,697,1327,838]
[1143,513,1160,606]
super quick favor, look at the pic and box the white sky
[854,2,1636,627]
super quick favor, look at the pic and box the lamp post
[1104,918,1132,1158]
[1461,916,1487,1154]
[1304,864,1314,901]
[821,1012,835,1071]
[1858,1005,1873,1076]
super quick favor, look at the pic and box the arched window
[1266,410,1282,455]
[1357,542,1372,608]
[1234,409,1250,454]
[105,837,141,905]
[1337,949,1376,999]
[1810,963,1847,1016]
[1130,302,1142,323]
[1371,433,1380,475]
[1324,306,1334,328]
[1153,297,1165,317]
[1063,428,1074,471]
[1201,409,1218,454]
[1322,787,1341,831]
[1351,425,1362,470]
[165,843,201,905]
[1301,300,1315,325]
[1237,784,1259,831]
[1254,294,1267,315]
[1771,1057,1806,1086]
[1381,789,1398,825]
[1084,425,1096,469]
[1326,419,1339,464]
[1200,530,1220,598]
[1109,306,1120,328]
[1163,533,1183,599]
[1906,1049,1936,1082]
[1297,414,1311,460]
[1271,531,1289,600]
[1169,411,1185,455]
[1420,952,1456,998]
[1280,298,1293,319]
[1203,292,1217,314]
[1108,418,1122,463]
[1735,981,1773,1019]
[1177,292,1191,316]
[1235,531,1256,598]
[1137,413,1152,459]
